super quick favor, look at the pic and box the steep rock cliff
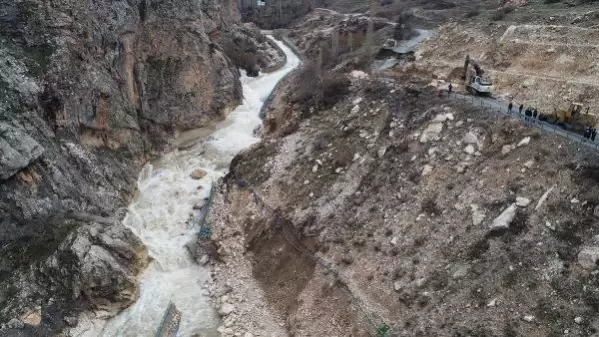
[0,0,246,334]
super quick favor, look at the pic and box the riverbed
[72,36,300,337]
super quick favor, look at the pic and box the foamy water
[73,37,300,337]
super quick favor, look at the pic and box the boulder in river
[190,169,208,180]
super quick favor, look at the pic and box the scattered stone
[536,186,555,210]
[463,132,478,145]
[309,192,314,198]
[335,167,343,174]
[489,204,517,232]
[390,237,398,245]
[351,105,360,114]
[452,264,470,279]
[21,309,41,326]
[312,165,318,173]
[571,198,580,204]
[516,197,531,207]
[353,153,361,161]
[190,169,207,180]
[471,204,486,226]
[432,113,454,122]
[420,123,444,143]
[487,298,497,307]
[303,180,310,185]
[501,144,514,155]
[456,162,469,174]
[7,318,24,329]
[422,164,433,176]
[377,146,387,158]
[545,221,555,231]
[316,159,323,166]
[578,246,599,270]
[575,317,583,324]
[464,145,475,155]
[594,204,599,218]
[518,137,531,147]
[393,281,403,292]
[219,303,235,316]
[415,277,427,288]
[353,97,363,105]
[523,160,534,169]
[243,333,254,337]
[523,315,535,322]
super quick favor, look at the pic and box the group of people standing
[508,102,538,119]
[584,127,597,141]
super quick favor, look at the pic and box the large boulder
[38,221,149,314]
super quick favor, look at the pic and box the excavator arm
[463,54,485,78]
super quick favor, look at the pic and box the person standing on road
[508,101,513,114]
[533,108,538,119]
[519,104,524,114]
[592,128,597,141]
[448,82,453,96]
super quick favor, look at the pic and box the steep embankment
[207,64,599,337]
[0,0,282,334]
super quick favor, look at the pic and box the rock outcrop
[0,0,257,333]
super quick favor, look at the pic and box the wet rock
[219,303,235,316]
[7,318,24,329]
[420,123,444,143]
[578,246,599,270]
[518,137,531,147]
[0,123,44,180]
[489,204,517,232]
[516,197,531,207]
[190,169,208,180]
[198,255,210,265]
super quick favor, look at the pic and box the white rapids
[74,37,300,337]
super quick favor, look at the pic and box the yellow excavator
[539,102,599,133]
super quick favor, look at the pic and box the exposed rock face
[0,0,248,333]
[0,123,44,180]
